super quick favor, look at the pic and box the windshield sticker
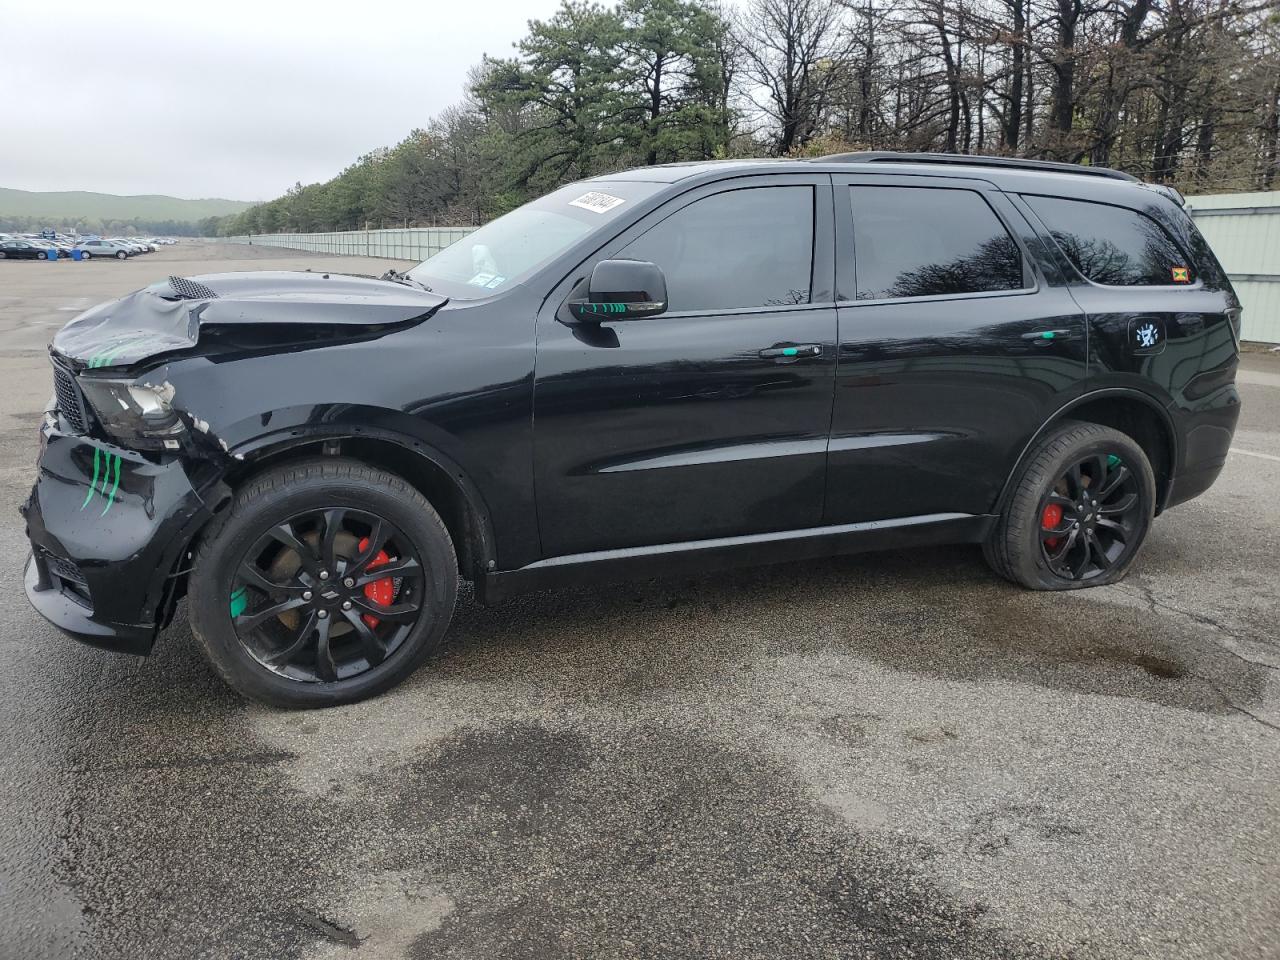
[467,272,498,288]
[569,192,626,214]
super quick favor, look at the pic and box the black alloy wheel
[1038,452,1142,581]
[984,421,1155,590]
[230,507,425,683]
[189,458,458,707]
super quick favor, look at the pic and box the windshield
[407,180,662,298]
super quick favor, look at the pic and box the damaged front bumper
[21,418,226,655]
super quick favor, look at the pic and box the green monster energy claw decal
[82,450,123,515]
[86,333,155,369]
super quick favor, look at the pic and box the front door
[825,174,1088,525]
[533,175,838,557]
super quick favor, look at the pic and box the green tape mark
[580,302,628,315]
[782,347,798,356]
[1040,331,1056,340]
[100,454,121,516]
[1107,454,1121,468]
[81,449,101,510]
[229,587,247,619]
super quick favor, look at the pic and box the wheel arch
[217,430,497,581]
[997,388,1178,516]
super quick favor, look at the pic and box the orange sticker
[1171,266,1190,283]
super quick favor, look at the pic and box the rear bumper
[1164,385,1240,510]
[20,423,225,655]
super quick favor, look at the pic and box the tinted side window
[1024,195,1194,286]
[850,187,1026,300]
[620,186,814,311]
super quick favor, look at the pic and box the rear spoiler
[1141,183,1186,207]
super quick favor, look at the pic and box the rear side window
[849,186,1026,300]
[620,186,814,311]
[1023,195,1195,286]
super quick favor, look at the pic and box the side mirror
[568,259,668,323]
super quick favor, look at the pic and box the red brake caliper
[1041,502,1063,550]
[356,536,394,628]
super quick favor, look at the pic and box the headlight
[78,377,184,447]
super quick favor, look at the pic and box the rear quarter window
[1024,195,1196,287]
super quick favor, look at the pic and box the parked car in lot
[74,239,133,260]
[0,238,57,259]
[106,237,146,255]
[23,152,1241,707]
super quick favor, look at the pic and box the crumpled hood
[52,270,447,369]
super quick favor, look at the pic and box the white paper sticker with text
[569,192,626,214]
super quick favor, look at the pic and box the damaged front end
[24,270,447,653]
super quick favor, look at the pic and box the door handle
[1022,329,1073,343]
[760,343,822,360]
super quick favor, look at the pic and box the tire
[80,251,91,260]
[115,250,127,260]
[984,421,1156,590]
[36,251,47,260]
[0,252,6,259]
[189,458,459,707]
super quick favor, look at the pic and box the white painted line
[1231,447,1280,463]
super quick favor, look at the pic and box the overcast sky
[0,0,568,201]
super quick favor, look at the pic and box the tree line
[1,215,204,237]
[210,0,1280,236]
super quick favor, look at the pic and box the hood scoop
[164,275,220,301]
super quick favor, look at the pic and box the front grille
[52,362,89,434]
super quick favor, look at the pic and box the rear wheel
[189,458,458,707]
[984,422,1155,590]
[36,251,47,260]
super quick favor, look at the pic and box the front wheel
[984,422,1156,590]
[115,250,127,260]
[189,458,458,707]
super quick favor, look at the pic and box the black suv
[22,153,1242,707]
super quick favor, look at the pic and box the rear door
[533,174,838,557]
[825,174,1088,524]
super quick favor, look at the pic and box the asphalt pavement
[1,244,1277,960]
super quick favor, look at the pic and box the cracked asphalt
[1,245,1277,960]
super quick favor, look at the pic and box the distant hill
[0,186,254,223]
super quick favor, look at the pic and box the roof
[590,152,1154,196]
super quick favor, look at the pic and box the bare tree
[737,0,859,153]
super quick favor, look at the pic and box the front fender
[222,415,501,573]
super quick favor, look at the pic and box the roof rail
[817,151,1140,183]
